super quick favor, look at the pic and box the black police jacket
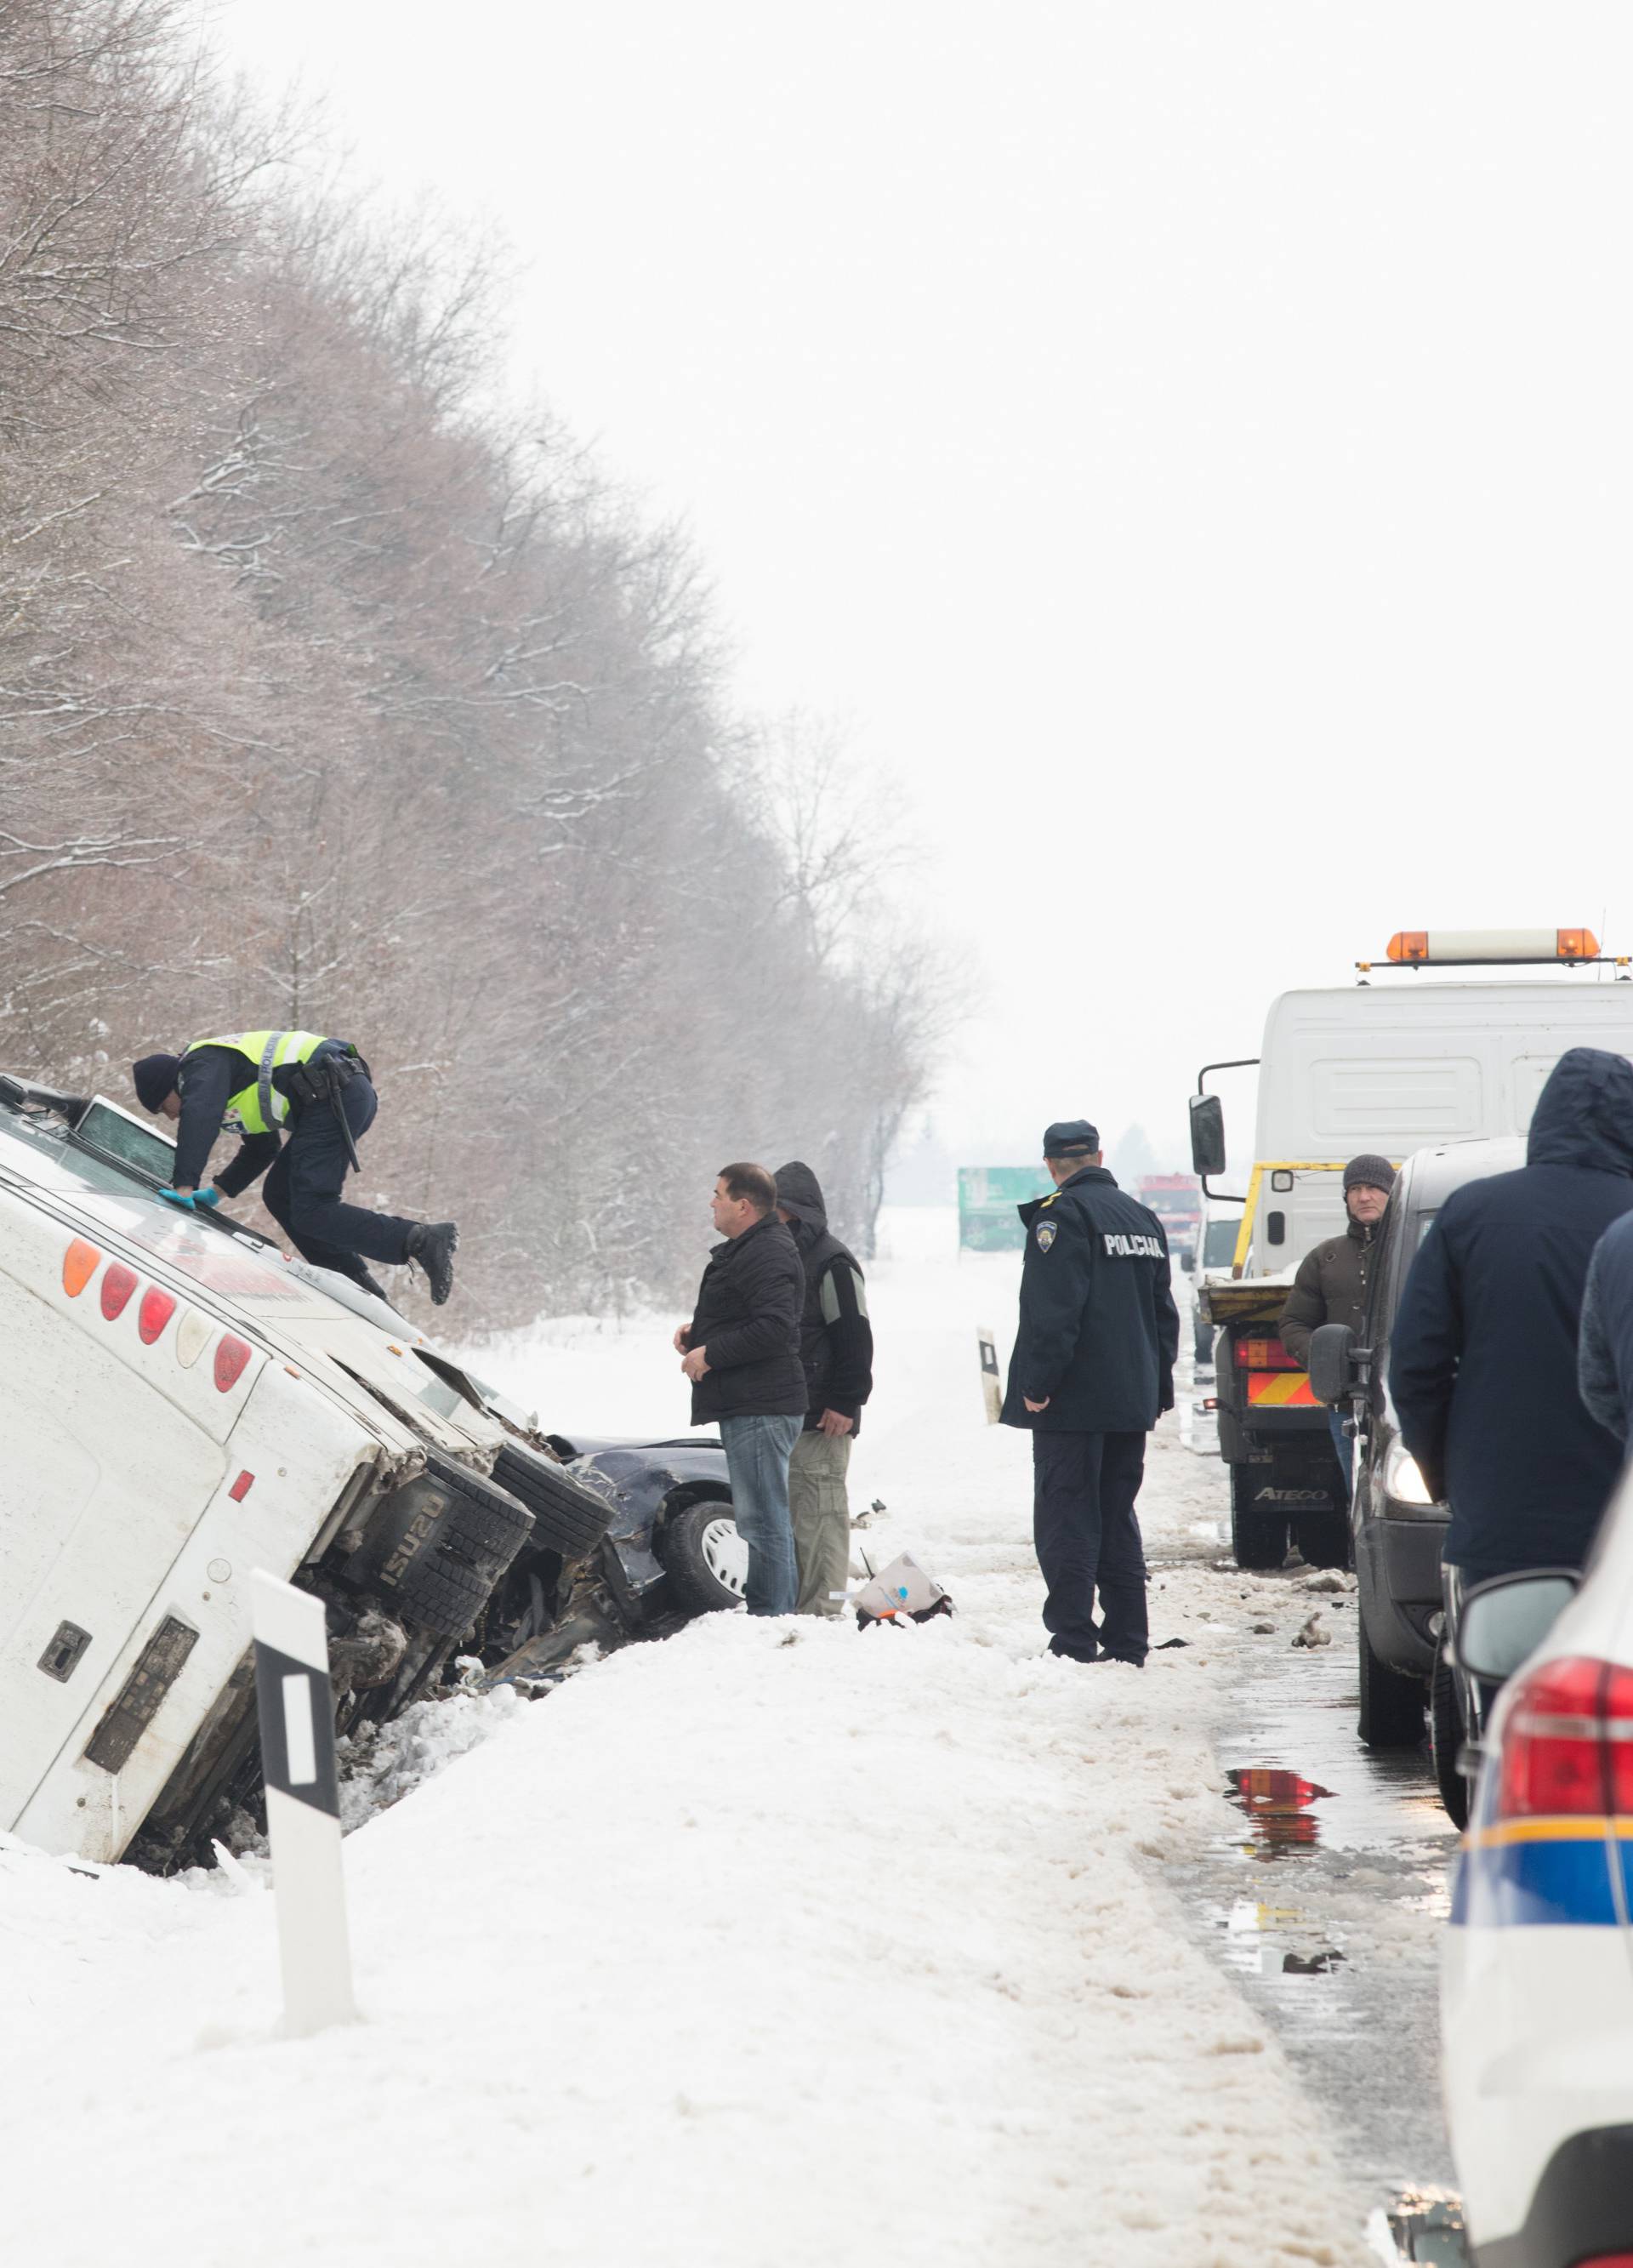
[1391,1046,1633,1579]
[999,1166,1180,1433]
[687,1214,807,1422]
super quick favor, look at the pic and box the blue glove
[157,1187,196,1211]
[195,1187,222,1210]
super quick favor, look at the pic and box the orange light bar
[1386,928,1600,965]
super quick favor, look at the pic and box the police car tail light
[1497,1655,1633,1819]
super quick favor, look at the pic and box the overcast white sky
[206,2,1633,1171]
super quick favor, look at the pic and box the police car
[1442,1483,1633,2268]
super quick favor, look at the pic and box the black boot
[407,1220,458,1306]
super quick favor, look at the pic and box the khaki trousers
[788,1428,852,1616]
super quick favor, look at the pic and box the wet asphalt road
[1164,1391,1460,2239]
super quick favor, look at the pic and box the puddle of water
[1226,1765,1335,1855]
[1170,1595,1461,2206]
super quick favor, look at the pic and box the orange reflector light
[138,1288,176,1344]
[100,1263,138,1319]
[213,1335,252,1393]
[62,1239,100,1297]
[228,1470,254,1502]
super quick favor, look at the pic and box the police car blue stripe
[1452,1832,1621,1929]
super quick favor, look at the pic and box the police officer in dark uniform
[1001,1120,1180,1665]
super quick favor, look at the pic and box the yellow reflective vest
[184,1029,327,1137]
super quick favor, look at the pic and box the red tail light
[1497,1655,1633,1819]
[213,1335,252,1393]
[1233,1336,1300,1370]
[100,1263,138,1320]
[138,1288,175,1344]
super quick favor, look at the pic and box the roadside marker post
[249,1570,357,2037]
[978,1326,1001,1424]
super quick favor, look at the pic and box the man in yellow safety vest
[131,1029,458,1305]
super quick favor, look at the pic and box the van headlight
[1384,1442,1438,1507]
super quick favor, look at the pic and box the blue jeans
[1328,1408,1352,1507]
[719,1413,802,1615]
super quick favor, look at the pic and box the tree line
[0,0,945,1328]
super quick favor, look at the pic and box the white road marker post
[978,1325,1002,1424]
[249,1570,357,2037]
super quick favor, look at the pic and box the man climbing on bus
[132,1029,458,1305]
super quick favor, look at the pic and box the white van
[1189,933,1633,1570]
[0,1078,559,1871]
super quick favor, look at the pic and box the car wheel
[1431,1644,1469,1828]
[1230,1463,1286,1570]
[492,1443,612,1560]
[658,1500,747,1616]
[1298,1507,1351,1571]
[1357,1611,1425,1749]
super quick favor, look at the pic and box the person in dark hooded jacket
[774,1161,874,1616]
[1390,1046,1633,1581]
[1577,1210,1633,1445]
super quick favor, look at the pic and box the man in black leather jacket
[675,1162,806,1614]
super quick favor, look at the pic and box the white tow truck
[1189,928,1633,1571]
[0,1077,608,1871]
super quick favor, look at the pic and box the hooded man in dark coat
[1391,1046,1633,1581]
[774,1161,874,1616]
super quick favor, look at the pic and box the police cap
[1042,1119,1099,1158]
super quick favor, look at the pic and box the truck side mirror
[1307,1322,1358,1405]
[1189,1094,1226,1178]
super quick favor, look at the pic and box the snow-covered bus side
[0,1098,540,1870]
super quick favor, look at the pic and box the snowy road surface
[0,1210,1453,2267]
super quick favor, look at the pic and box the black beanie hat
[1343,1153,1396,1195]
[132,1052,181,1112]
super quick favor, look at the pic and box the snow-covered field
[2,1210,1388,2267]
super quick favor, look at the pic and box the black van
[1310,1136,1525,1752]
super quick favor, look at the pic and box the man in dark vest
[775,1161,875,1616]
[1001,1120,1179,1665]
[131,1028,458,1304]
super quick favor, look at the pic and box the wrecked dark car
[475,1431,743,1686]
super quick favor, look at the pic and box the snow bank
[0,1211,1374,2267]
